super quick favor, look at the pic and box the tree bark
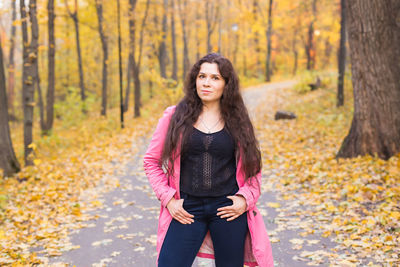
[136,0,151,105]
[292,21,299,76]
[252,0,261,77]
[124,53,132,112]
[7,0,17,118]
[306,0,317,70]
[323,37,333,67]
[29,0,45,133]
[195,5,200,60]
[44,0,56,133]
[337,0,346,107]
[147,53,154,99]
[116,0,124,128]
[20,0,36,166]
[337,0,400,160]
[95,0,108,116]
[217,10,222,54]
[170,0,177,81]
[158,0,168,79]
[65,0,86,103]
[0,36,20,177]
[128,0,150,117]
[128,0,139,117]
[205,0,219,53]
[265,0,273,82]
[177,0,189,81]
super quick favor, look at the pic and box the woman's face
[196,63,226,104]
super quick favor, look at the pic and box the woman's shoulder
[162,105,177,117]
[164,105,176,113]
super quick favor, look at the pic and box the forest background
[0,0,399,265]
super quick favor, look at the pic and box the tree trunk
[74,16,85,102]
[292,49,298,76]
[253,0,261,77]
[195,6,200,60]
[95,0,108,116]
[64,14,71,89]
[37,71,45,132]
[29,0,45,133]
[205,0,219,54]
[158,0,168,79]
[7,0,17,118]
[233,31,239,66]
[147,54,154,99]
[133,64,141,117]
[337,0,400,160]
[265,0,273,82]
[117,0,124,128]
[62,16,71,88]
[124,54,132,112]
[44,0,55,132]
[125,0,149,115]
[306,0,317,70]
[170,0,177,81]
[292,25,299,76]
[137,0,151,71]
[128,0,140,117]
[217,12,222,54]
[178,0,189,81]
[0,36,20,177]
[337,0,346,107]
[66,0,86,103]
[323,37,332,67]
[135,0,151,113]
[206,1,211,53]
[20,0,36,166]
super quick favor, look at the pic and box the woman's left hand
[217,195,247,221]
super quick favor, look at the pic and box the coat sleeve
[236,171,262,211]
[143,106,176,208]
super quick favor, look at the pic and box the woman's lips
[201,90,212,94]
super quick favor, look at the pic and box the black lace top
[180,126,238,197]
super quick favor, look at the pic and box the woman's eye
[213,76,219,80]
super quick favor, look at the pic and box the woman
[143,53,273,267]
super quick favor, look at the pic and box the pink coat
[143,106,274,267]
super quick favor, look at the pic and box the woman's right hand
[166,198,194,224]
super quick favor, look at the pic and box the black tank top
[180,126,238,197]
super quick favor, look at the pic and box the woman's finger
[217,203,234,211]
[176,215,192,224]
[226,214,239,221]
[218,209,237,216]
[177,199,194,218]
[217,208,236,216]
[179,208,194,218]
[220,212,236,219]
[177,216,194,224]
[175,210,194,223]
[177,209,194,219]
[216,210,230,216]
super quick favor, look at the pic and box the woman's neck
[201,101,221,116]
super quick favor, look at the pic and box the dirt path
[48,80,335,267]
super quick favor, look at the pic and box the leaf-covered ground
[254,76,399,266]
[0,98,168,265]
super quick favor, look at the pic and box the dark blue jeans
[158,191,248,267]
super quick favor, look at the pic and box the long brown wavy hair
[161,53,261,182]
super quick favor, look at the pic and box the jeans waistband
[180,188,238,200]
